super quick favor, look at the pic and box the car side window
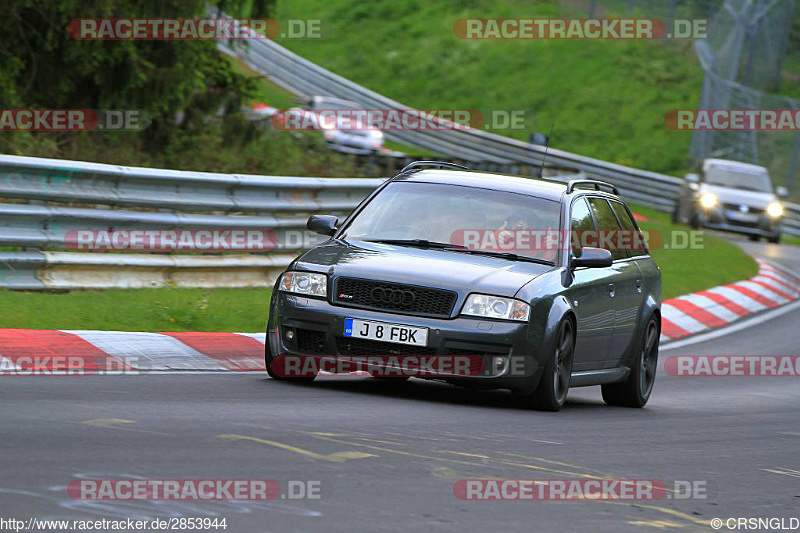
[569,197,595,258]
[587,198,626,261]
[609,201,648,258]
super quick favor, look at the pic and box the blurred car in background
[246,102,279,120]
[322,118,384,155]
[673,158,788,243]
[261,96,385,155]
[307,96,384,155]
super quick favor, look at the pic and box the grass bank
[274,0,704,177]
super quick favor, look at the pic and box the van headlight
[279,272,327,298]
[699,193,718,209]
[766,202,784,218]
[461,294,530,322]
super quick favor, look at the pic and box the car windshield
[340,181,562,263]
[705,167,773,192]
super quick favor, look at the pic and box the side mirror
[307,214,338,236]
[570,247,613,269]
[685,173,699,183]
[776,186,789,199]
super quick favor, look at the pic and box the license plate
[343,318,428,346]
[726,211,758,223]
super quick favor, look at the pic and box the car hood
[700,183,775,208]
[293,240,554,298]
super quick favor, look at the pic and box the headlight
[766,201,784,218]
[279,271,327,298]
[461,294,530,322]
[699,193,718,209]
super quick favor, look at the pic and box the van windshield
[705,167,772,193]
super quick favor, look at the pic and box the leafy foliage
[0,0,263,158]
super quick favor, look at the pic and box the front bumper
[269,292,545,390]
[697,207,781,238]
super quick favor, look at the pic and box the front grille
[336,336,437,357]
[723,203,764,215]
[296,328,328,354]
[333,277,457,318]
[726,218,761,228]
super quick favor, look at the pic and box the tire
[520,319,575,412]
[688,212,700,229]
[671,202,680,223]
[264,335,316,383]
[767,234,781,244]
[602,315,659,408]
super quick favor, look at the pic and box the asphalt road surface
[1,239,798,532]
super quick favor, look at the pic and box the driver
[499,209,535,231]
[498,209,557,261]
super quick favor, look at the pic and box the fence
[692,0,800,196]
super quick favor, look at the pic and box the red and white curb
[0,330,266,373]
[660,260,799,342]
[1,260,797,373]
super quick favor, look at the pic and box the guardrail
[217,20,800,236]
[0,251,299,290]
[0,155,383,289]
[0,155,381,213]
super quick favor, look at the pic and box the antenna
[538,122,554,178]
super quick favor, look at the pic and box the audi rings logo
[370,287,416,306]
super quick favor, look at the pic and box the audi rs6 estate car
[265,162,662,411]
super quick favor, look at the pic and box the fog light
[284,328,295,341]
[492,356,505,372]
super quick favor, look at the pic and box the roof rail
[399,160,470,174]
[566,179,619,195]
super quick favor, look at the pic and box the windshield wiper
[365,239,466,250]
[452,248,554,265]
[364,239,553,265]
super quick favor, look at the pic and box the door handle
[608,283,616,297]
[635,279,643,293]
